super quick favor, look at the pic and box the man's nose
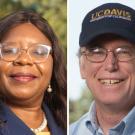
[103,51,118,72]
[13,50,33,66]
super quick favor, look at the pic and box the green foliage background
[0,0,67,55]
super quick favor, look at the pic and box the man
[70,3,135,135]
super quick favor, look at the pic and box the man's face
[80,37,135,108]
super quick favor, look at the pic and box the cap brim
[80,27,135,46]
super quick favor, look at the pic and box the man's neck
[95,103,131,135]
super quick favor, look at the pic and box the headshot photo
[0,1,67,135]
[69,0,135,135]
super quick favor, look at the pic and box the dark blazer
[0,101,66,135]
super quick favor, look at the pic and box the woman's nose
[103,51,119,72]
[13,50,33,66]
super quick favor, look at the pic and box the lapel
[0,101,66,135]
[0,101,35,135]
[43,104,66,135]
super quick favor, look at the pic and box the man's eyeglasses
[81,46,135,63]
[0,42,52,63]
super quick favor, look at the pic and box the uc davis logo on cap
[90,8,132,22]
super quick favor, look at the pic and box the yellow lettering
[97,10,104,17]
[111,9,117,15]
[122,10,126,17]
[116,9,123,16]
[91,13,96,20]
[104,9,111,15]
[126,12,131,19]
[90,8,132,22]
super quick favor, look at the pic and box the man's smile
[99,79,124,85]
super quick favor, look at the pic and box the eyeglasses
[0,42,52,63]
[81,46,135,63]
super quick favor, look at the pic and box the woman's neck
[5,99,48,132]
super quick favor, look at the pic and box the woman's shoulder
[43,104,66,135]
[0,101,35,135]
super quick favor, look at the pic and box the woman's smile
[9,72,38,83]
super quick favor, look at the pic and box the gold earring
[47,84,52,92]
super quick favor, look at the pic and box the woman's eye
[32,49,47,56]
[34,51,44,55]
[2,48,18,54]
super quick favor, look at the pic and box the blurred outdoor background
[69,87,93,123]
[0,0,67,55]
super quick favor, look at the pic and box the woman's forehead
[1,23,51,45]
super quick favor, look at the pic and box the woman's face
[0,23,53,105]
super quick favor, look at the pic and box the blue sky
[68,0,135,100]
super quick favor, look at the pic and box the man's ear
[79,56,86,79]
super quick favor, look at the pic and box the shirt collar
[85,101,135,135]
[85,101,104,134]
[122,105,135,124]
[88,101,98,128]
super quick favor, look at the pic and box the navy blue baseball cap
[79,3,135,46]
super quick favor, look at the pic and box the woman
[0,10,66,135]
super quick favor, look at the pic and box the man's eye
[117,48,132,55]
[91,48,105,55]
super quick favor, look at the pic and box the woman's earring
[47,84,52,92]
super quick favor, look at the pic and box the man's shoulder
[69,112,90,135]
